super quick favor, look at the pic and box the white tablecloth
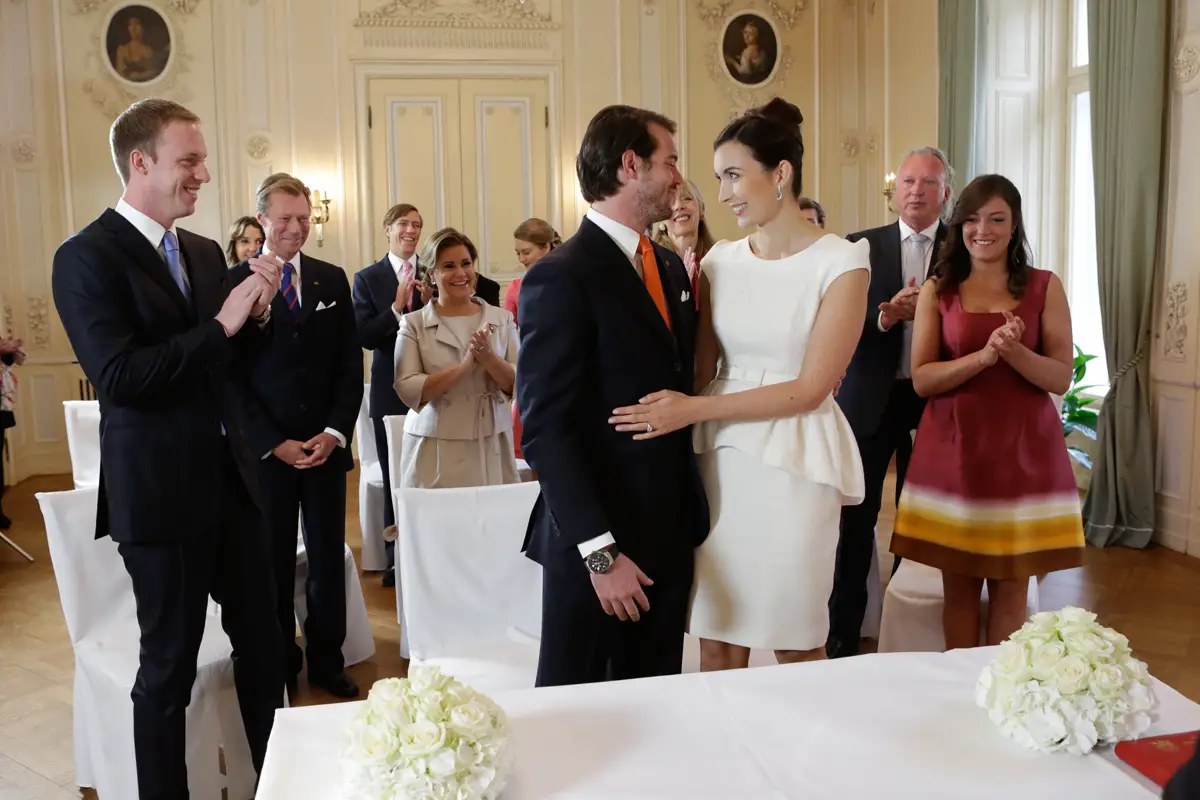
[257,647,1200,798]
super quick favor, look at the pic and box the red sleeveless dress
[891,268,1084,579]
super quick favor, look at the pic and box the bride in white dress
[610,98,869,670]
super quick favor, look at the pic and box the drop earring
[776,184,783,202]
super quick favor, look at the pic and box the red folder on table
[1115,731,1199,787]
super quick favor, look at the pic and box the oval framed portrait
[721,12,780,88]
[103,3,174,86]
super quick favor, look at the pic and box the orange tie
[637,235,672,332]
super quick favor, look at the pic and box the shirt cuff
[576,533,616,558]
[877,311,888,332]
[392,306,404,324]
[325,428,347,449]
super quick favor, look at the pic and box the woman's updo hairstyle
[713,97,806,200]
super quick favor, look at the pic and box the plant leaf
[1067,446,1093,469]
[1067,409,1100,427]
[1064,421,1098,439]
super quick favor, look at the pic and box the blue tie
[161,231,190,300]
[281,262,299,315]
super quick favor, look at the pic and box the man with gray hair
[827,146,953,658]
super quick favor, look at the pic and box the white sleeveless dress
[687,234,870,651]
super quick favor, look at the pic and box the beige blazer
[394,298,519,440]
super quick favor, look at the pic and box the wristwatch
[585,543,620,575]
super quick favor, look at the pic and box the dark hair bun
[751,97,803,129]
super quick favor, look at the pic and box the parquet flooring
[1,469,1199,798]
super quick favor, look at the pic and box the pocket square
[681,290,690,302]
[314,300,337,311]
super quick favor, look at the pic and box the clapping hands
[980,311,1025,366]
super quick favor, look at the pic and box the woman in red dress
[505,218,560,459]
[891,174,1084,649]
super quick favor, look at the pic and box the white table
[258,647,1200,798]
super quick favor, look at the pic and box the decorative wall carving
[10,137,36,164]
[360,27,550,49]
[246,133,271,160]
[698,1,798,117]
[644,0,655,15]
[1176,31,1200,94]
[72,0,202,13]
[2,305,14,339]
[1164,281,1189,362]
[841,134,859,158]
[26,296,50,349]
[355,0,556,28]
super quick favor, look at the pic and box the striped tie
[281,262,299,315]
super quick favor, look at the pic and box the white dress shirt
[879,219,939,379]
[116,198,182,278]
[573,207,653,559]
[387,251,419,323]
[262,246,347,452]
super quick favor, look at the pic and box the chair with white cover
[381,414,409,658]
[356,384,387,571]
[63,400,101,489]
[877,559,1039,653]
[294,530,376,667]
[394,481,543,693]
[36,488,256,800]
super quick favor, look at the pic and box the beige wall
[1151,0,1200,554]
[0,0,936,479]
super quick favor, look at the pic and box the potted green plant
[1062,344,1100,469]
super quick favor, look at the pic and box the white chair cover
[36,488,256,800]
[356,384,387,571]
[877,559,1040,653]
[395,482,543,692]
[381,414,409,658]
[294,536,376,667]
[62,400,101,489]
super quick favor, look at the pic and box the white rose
[408,666,453,695]
[1100,626,1131,654]
[1026,611,1061,632]
[354,717,402,765]
[1055,606,1100,638]
[1063,631,1116,665]
[398,719,449,759]
[1029,640,1068,681]
[449,698,498,739]
[1087,664,1127,701]
[992,640,1034,683]
[369,677,409,709]
[412,690,450,724]
[1050,654,1092,695]
[1121,656,1150,684]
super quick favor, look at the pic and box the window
[1064,0,1106,388]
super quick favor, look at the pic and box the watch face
[586,550,611,574]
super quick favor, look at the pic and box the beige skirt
[398,431,520,489]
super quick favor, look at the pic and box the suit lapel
[579,219,676,355]
[175,230,211,321]
[101,209,193,321]
[295,253,316,324]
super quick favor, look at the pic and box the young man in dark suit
[474,273,501,306]
[517,105,709,686]
[352,202,431,586]
[827,146,953,658]
[51,98,285,798]
[230,172,364,698]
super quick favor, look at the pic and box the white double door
[368,77,550,284]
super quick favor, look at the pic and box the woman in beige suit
[394,228,520,488]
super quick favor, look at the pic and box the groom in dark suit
[828,146,952,658]
[352,202,431,587]
[230,173,364,698]
[51,99,284,798]
[517,105,709,686]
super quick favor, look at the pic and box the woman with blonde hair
[653,178,715,300]
[504,217,562,324]
[394,227,520,489]
[225,216,265,265]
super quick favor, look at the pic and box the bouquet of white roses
[975,606,1158,755]
[341,667,511,799]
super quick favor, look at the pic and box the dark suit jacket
[836,220,948,437]
[516,217,709,576]
[475,274,501,307]
[352,255,425,420]
[51,209,264,543]
[229,253,363,470]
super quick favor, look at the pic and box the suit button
[674,361,683,373]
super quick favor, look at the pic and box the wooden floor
[2,470,1200,798]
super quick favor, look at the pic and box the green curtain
[1082,0,1170,548]
[938,0,978,182]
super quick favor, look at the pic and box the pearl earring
[776,184,783,202]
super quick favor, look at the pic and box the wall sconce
[310,188,333,247]
[883,172,897,214]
